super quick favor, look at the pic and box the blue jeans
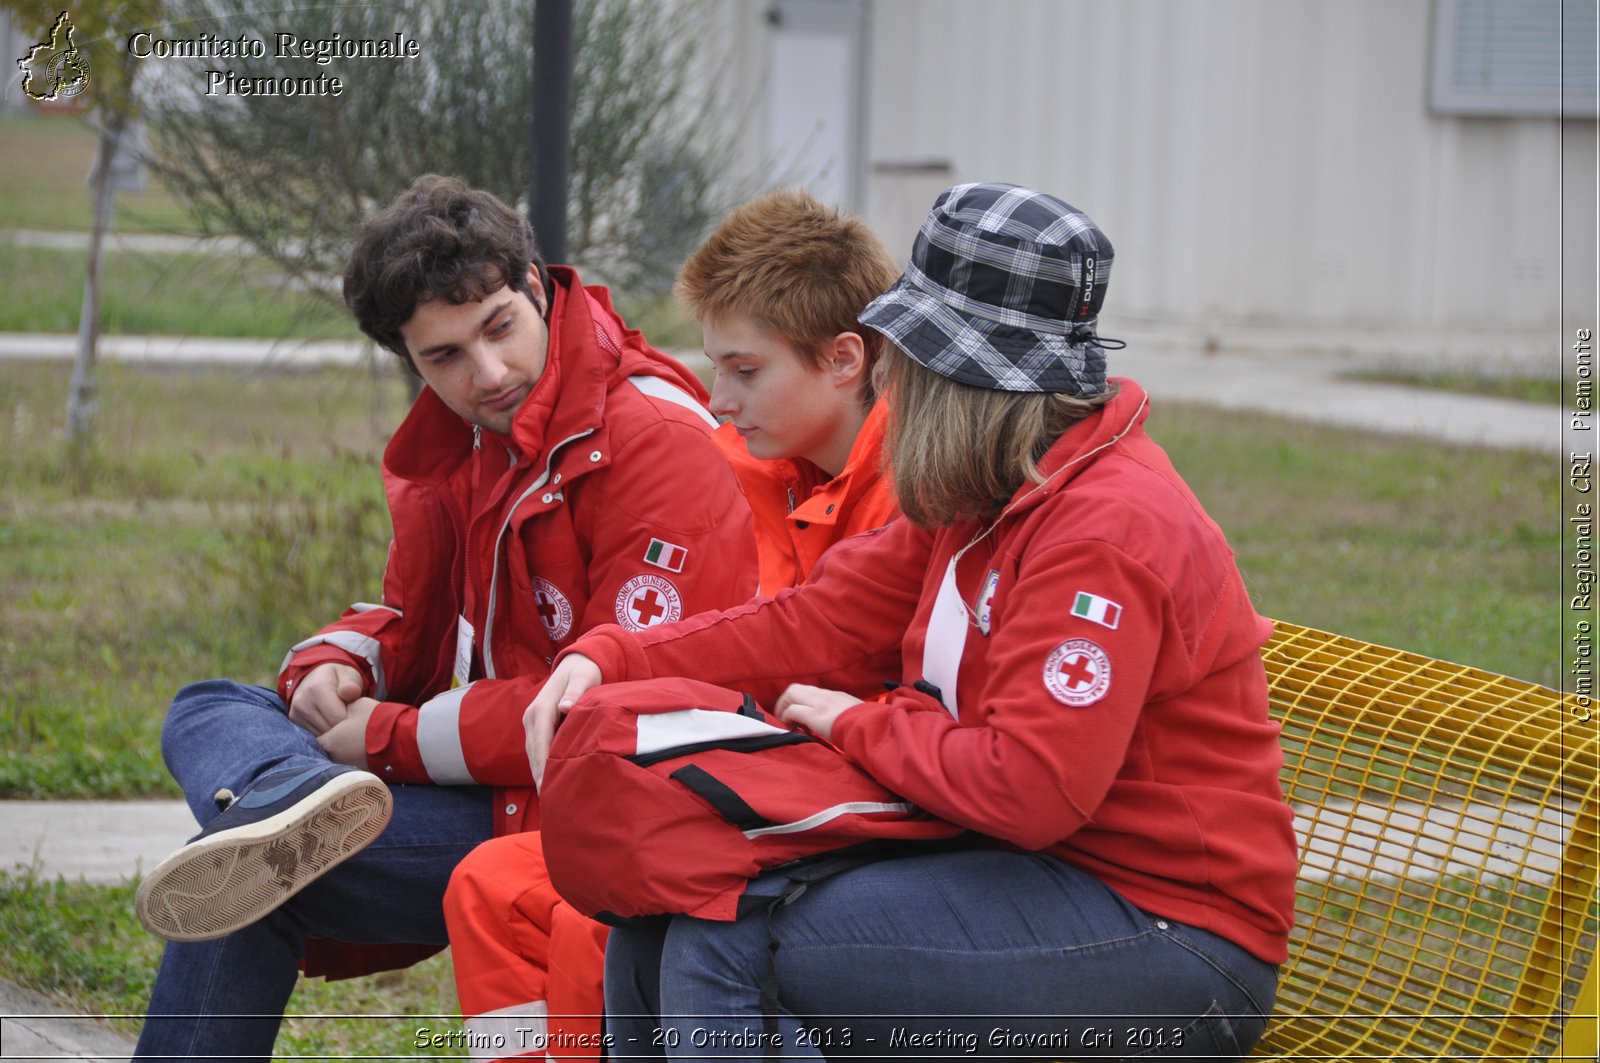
[605,850,1277,1062]
[133,680,494,1062]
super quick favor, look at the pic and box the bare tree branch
[138,0,747,315]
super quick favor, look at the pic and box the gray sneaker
[135,762,393,942]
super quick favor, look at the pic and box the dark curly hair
[343,175,551,369]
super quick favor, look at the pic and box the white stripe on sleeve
[464,1000,548,1061]
[628,374,718,429]
[416,684,478,785]
[280,630,390,699]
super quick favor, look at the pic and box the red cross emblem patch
[615,573,683,632]
[1043,638,1112,707]
[531,577,574,641]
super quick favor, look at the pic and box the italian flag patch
[1071,591,1122,630]
[644,538,687,573]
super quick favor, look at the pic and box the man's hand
[288,662,365,736]
[774,684,863,743]
[317,697,378,769]
[524,654,603,790]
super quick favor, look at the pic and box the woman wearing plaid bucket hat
[526,183,1297,1059]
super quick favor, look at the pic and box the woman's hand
[524,654,603,789]
[773,684,863,743]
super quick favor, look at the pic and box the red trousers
[444,833,610,1062]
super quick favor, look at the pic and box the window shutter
[1431,0,1598,116]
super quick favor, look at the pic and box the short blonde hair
[677,189,900,389]
[875,346,1117,528]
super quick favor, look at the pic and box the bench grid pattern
[1251,622,1597,1060]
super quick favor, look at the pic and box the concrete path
[0,981,135,1063]
[0,331,368,369]
[0,803,189,1062]
[7,228,258,257]
[2,801,193,886]
[1111,342,1564,453]
[0,330,1565,452]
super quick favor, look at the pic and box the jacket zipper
[481,427,594,677]
[434,491,468,692]
[461,426,484,678]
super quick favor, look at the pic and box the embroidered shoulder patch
[615,573,683,632]
[644,538,687,573]
[1070,591,1122,630]
[976,569,1000,636]
[532,578,575,641]
[1043,638,1112,707]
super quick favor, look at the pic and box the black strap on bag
[753,858,867,1061]
[668,764,775,832]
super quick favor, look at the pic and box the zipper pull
[472,425,482,451]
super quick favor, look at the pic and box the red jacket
[713,401,898,594]
[441,398,899,1034]
[278,267,758,975]
[567,379,1297,964]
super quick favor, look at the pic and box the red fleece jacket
[565,379,1298,964]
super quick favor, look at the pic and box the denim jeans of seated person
[133,679,495,1063]
[604,849,1277,1062]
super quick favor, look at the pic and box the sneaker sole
[135,771,394,942]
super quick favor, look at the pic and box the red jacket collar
[784,400,891,523]
[1000,377,1151,517]
[383,266,705,486]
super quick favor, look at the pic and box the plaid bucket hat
[859,182,1116,395]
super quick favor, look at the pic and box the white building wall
[847,0,1593,367]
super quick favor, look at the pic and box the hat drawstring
[1068,322,1126,351]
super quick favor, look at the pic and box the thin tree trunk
[67,112,126,475]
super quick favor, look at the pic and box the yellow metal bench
[1251,622,1598,1061]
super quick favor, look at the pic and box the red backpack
[539,677,965,926]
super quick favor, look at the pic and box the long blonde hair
[875,346,1117,528]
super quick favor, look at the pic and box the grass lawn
[0,870,459,1059]
[0,242,361,341]
[1,359,407,798]
[0,111,355,343]
[1341,366,1564,406]
[0,357,1566,1055]
[1147,404,1560,686]
[0,111,691,345]
[0,113,200,235]
[0,359,1563,801]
